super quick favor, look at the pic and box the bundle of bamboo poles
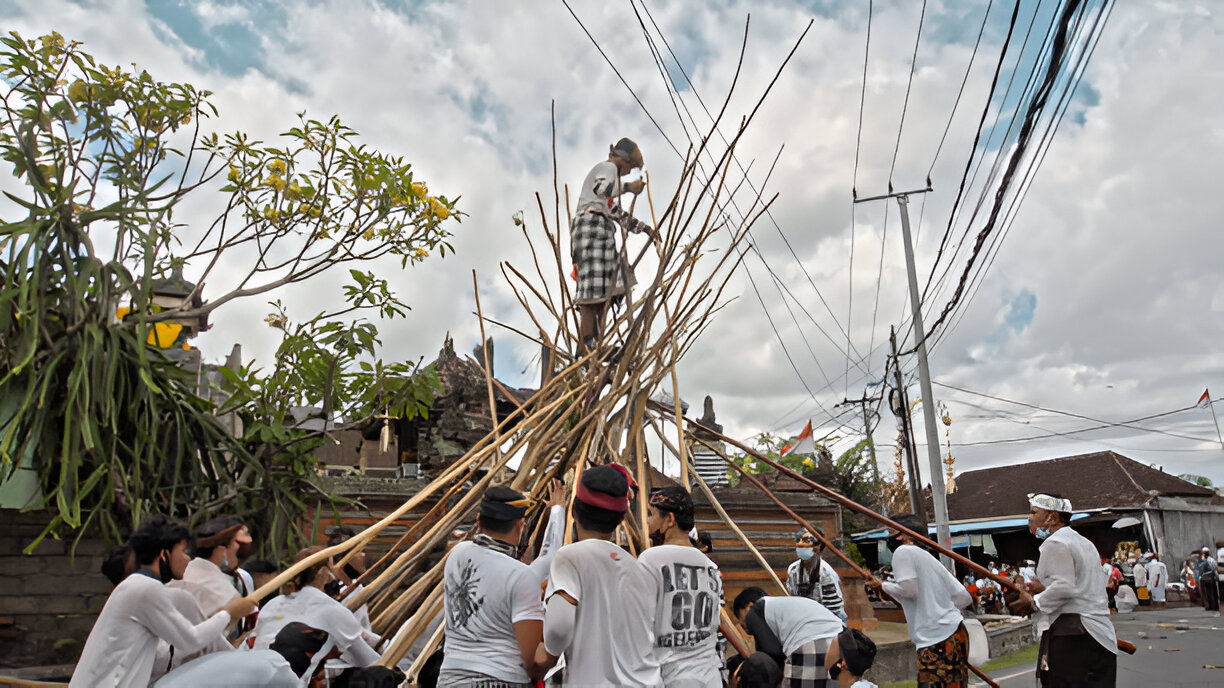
[239,33,809,679]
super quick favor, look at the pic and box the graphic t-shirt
[545,538,661,687]
[638,544,724,688]
[439,542,547,683]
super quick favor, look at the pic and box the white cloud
[7,0,1224,486]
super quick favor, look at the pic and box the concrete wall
[0,510,111,669]
[1147,501,1224,562]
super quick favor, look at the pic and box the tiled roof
[945,451,1215,520]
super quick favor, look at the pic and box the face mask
[828,662,843,681]
[795,547,815,561]
[221,555,231,572]
[1035,527,1051,540]
[650,530,666,547]
[886,536,905,553]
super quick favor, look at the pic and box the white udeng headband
[1028,493,1072,512]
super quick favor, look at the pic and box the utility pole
[858,186,952,570]
[889,327,922,516]
[836,394,882,484]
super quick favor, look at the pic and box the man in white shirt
[172,515,257,638]
[867,513,972,687]
[1145,552,1168,606]
[251,545,381,668]
[640,485,724,687]
[538,464,661,686]
[153,622,329,688]
[70,516,256,688]
[570,138,656,350]
[1019,560,1036,584]
[438,482,566,687]
[1009,493,1117,687]
[786,527,847,621]
[732,587,878,687]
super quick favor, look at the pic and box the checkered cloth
[782,636,832,687]
[571,213,619,305]
[570,203,651,305]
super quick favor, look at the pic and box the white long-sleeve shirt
[882,544,973,648]
[70,573,232,688]
[1033,526,1118,655]
[252,585,380,667]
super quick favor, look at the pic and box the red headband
[575,465,637,512]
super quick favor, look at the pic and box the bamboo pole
[693,435,877,582]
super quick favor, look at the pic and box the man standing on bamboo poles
[640,485,725,687]
[1008,493,1118,687]
[867,513,973,688]
[571,138,657,352]
[537,465,662,686]
[437,484,566,687]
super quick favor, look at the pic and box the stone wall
[0,509,111,669]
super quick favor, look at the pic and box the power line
[952,404,1208,447]
[626,1,881,404]
[927,0,1115,355]
[560,0,684,160]
[935,381,1216,443]
[910,0,1108,355]
[926,0,996,180]
[847,1,875,391]
[888,0,928,189]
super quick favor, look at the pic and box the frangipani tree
[0,32,457,555]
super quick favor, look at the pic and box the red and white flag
[781,420,815,456]
[1198,388,1211,408]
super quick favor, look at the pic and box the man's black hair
[326,525,358,547]
[694,529,714,552]
[838,627,878,677]
[573,499,623,534]
[573,466,630,534]
[736,651,783,688]
[733,586,767,616]
[650,485,695,531]
[269,622,330,677]
[128,515,190,566]
[101,544,132,587]
[891,513,926,534]
[243,558,278,575]
[191,514,245,558]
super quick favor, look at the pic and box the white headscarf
[1027,493,1072,513]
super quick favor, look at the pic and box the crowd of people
[70,466,885,687]
[66,481,1135,687]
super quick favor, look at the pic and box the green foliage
[0,32,457,555]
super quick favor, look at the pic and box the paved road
[969,605,1224,687]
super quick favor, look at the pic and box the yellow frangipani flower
[427,197,449,220]
[267,159,287,176]
[363,227,375,240]
[263,175,286,192]
[413,247,428,259]
[411,181,427,198]
[227,165,240,182]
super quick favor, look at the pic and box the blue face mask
[1035,527,1051,540]
[795,547,815,561]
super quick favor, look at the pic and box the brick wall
[0,510,111,669]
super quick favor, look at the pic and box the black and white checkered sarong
[571,212,618,304]
[782,636,832,688]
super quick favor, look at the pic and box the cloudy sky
[8,0,1224,487]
